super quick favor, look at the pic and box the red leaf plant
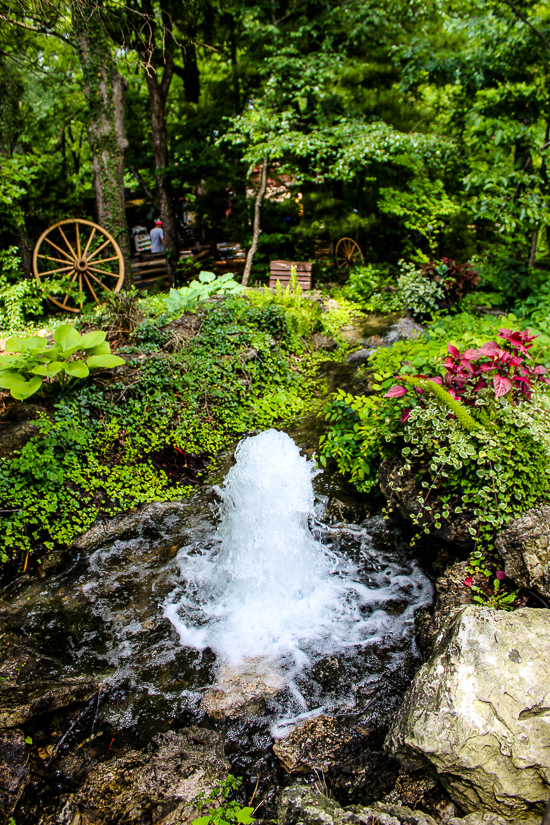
[385,328,549,407]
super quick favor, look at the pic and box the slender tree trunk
[16,222,33,279]
[72,1,132,287]
[528,228,539,268]
[145,67,179,287]
[182,41,200,103]
[242,159,267,288]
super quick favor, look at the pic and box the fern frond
[401,376,481,433]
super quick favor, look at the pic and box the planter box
[269,260,314,290]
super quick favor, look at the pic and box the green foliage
[399,376,481,433]
[340,264,394,307]
[0,414,190,564]
[0,297,325,568]
[166,272,242,315]
[0,325,124,399]
[0,246,52,332]
[397,260,444,317]
[193,776,254,825]
[320,314,550,558]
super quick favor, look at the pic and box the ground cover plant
[320,318,550,606]
[0,291,355,581]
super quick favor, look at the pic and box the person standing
[150,219,165,253]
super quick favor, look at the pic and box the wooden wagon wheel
[335,237,364,269]
[33,219,125,313]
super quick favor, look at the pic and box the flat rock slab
[0,678,97,728]
[495,505,550,600]
[385,605,550,817]
[201,660,285,719]
[40,728,230,825]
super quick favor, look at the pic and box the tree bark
[528,228,539,268]
[16,222,33,279]
[137,0,179,288]
[72,0,132,288]
[242,158,267,288]
[182,41,200,103]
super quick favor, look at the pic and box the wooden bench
[269,260,314,290]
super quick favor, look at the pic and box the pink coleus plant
[386,328,549,407]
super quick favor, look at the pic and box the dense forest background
[1,0,550,293]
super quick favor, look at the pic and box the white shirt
[150,226,165,253]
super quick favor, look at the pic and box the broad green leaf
[53,324,82,352]
[0,354,25,369]
[0,370,27,389]
[86,341,111,356]
[32,361,64,376]
[58,343,84,359]
[199,271,216,283]
[235,808,255,824]
[9,376,42,400]
[81,330,107,349]
[40,346,60,363]
[5,335,48,354]
[64,361,89,378]
[87,354,125,369]
[3,337,26,353]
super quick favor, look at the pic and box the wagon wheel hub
[76,258,89,271]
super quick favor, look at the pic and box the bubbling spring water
[164,430,432,718]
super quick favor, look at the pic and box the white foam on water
[164,429,432,683]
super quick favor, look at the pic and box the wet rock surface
[201,661,285,719]
[279,785,540,825]
[415,562,476,655]
[386,605,550,817]
[311,333,339,352]
[346,347,372,365]
[397,318,425,341]
[495,505,550,601]
[39,728,230,825]
[0,402,51,457]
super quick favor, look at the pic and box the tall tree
[128,0,179,287]
[72,0,132,285]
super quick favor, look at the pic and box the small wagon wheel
[335,237,364,269]
[33,219,125,313]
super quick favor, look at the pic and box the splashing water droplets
[164,430,431,697]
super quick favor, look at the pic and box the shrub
[320,326,550,553]
[397,260,444,316]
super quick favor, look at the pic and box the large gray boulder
[495,506,550,600]
[278,786,540,825]
[385,605,550,818]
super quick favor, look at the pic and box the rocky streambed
[2,317,550,825]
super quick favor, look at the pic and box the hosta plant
[166,271,242,315]
[0,324,125,400]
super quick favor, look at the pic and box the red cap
[155,219,162,225]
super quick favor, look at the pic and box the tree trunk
[144,67,179,288]
[182,41,200,103]
[242,159,267,288]
[72,1,132,288]
[528,228,539,268]
[16,222,33,279]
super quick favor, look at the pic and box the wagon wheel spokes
[33,219,125,313]
[335,237,364,269]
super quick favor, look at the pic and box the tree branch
[0,13,75,46]
[499,0,550,51]
[129,164,160,211]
